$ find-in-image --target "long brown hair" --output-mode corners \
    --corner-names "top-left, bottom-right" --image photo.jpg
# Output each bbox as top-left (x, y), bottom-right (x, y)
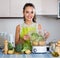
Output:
top-left (23, 3), bottom-right (36, 23)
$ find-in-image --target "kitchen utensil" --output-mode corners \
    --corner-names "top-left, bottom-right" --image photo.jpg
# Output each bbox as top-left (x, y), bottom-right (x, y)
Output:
top-left (32, 46), bottom-right (49, 53)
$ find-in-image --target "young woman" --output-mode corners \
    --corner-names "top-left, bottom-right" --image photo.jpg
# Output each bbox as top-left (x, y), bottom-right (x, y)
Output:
top-left (15, 3), bottom-right (49, 45)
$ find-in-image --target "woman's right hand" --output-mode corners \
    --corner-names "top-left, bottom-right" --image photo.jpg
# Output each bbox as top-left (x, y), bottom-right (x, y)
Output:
top-left (23, 35), bottom-right (30, 41)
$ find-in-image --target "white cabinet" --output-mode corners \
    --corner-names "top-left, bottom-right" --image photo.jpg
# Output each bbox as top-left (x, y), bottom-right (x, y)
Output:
top-left (10, 0), bottom-right (42, 17)
top-left (41, 0), bottom-right (57, 15)
top-left (0, 0), bottom-right (57, 17)
top-left (10, 0), bottom-right (30, 17)
top-left (29, 0), bottom-right (42, 15)
top-left (9, 0), bottom-right (58, 17)
top-left (0, 0), bottom-right (9, 17)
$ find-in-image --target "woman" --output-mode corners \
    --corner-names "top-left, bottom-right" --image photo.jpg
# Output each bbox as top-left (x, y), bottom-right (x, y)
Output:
top-left (15, 3), bottom-right (49, 45)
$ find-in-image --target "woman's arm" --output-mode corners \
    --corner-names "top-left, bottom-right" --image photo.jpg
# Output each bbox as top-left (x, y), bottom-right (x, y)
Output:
top-left (38, 24), bottom-right (43, 34)
top-left (38, 24), bottom-right (50, 40)
top-left (15, 25), bottom-right (20, 45)
top-left (38, 24), bottom-right (42, 30)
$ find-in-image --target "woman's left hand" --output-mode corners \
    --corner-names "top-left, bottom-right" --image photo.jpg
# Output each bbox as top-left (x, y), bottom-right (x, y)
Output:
top-left (44, 31), bottom-right (50, 40)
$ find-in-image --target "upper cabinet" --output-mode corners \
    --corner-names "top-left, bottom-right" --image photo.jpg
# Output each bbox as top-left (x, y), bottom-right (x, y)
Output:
top-left (0, 0), bottom-right (9, 17)
top-left (10, 0), bottom-right (42, 17)
top-left (0, 0), bottom-right (58, 17)
top-left (41, 0), bottom-right (57, 15)
top-left (29, 0), bottom-right (42, 15)
top-left (10, 0), bottom-right (30, 17)
top-left (10, 0), bottom-right (57, 17)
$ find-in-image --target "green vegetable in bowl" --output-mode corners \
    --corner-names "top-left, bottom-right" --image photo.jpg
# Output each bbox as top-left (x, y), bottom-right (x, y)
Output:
top-left (31, 32), bottom-right (39, 37)
top-left (30, 32), bottom-right (44, 41)
top-left (8, 42), bottom-right (14, 50)
top-left (38, 35), bottom-right (44, 41)
top-left (22, 41), bottom-right (32, 52)
top-left (15, 43), bottom-right (23, 52)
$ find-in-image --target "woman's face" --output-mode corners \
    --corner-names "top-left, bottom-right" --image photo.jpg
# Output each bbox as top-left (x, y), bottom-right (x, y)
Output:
top-left (23, 6), bottom-right (35, 22)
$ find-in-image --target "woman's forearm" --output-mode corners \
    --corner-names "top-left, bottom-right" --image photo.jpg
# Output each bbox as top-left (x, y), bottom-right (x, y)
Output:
top-left (15, 25), bottom-right (20, 45)
top-left (15, 32), bottom-right (20, 45)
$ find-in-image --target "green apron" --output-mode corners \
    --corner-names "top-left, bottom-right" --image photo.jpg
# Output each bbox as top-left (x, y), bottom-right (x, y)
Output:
top-left (20, 23), bottom-right (37, 39)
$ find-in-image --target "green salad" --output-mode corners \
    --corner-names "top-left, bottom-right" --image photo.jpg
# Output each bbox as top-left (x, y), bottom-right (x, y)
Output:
top-left (30, 32), bottom-right (44, 42)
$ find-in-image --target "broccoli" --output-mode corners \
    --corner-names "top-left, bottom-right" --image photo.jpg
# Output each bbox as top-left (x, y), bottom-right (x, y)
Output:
top-left (15, 43), bottom-right (23, 52)
top-left (8, 42), bottom-right (14, 50)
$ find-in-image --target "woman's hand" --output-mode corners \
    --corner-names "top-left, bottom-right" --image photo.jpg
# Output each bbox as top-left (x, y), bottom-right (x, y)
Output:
top-left (44, 30), bottom-right (50, 40)
top-left (23, 35), bottom-right (30, 40)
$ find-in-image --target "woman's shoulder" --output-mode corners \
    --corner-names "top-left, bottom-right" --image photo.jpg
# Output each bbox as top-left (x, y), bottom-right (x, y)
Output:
top-left (16, 23), bottom-right (24, 29)
top-left (16, 23), bottom-right (24, 28)
top-left (16, 24), bottom-right (20, 31)
top-left (16, 24), bottom-right (20, 28)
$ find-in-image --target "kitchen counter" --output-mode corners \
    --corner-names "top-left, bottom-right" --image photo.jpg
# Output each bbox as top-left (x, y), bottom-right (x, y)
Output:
top-left (0, 49), bottom-right (60, 58)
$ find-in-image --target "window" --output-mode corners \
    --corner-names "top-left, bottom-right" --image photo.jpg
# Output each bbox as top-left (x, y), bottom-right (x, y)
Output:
top-left (58, 1), bottom-right (60, 18)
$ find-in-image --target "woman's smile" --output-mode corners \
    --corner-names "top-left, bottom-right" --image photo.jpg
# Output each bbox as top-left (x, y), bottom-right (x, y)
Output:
top-left (27, 15), bottom-right (33, 20)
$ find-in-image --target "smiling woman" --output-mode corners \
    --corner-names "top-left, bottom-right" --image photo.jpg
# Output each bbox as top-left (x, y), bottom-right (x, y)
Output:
top-left (15, 3), bottom-right (49, 46)
top-left (15, 3), bottom-right (37, 45)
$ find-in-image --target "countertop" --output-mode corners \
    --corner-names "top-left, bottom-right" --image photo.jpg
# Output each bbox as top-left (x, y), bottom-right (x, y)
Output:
top-left (0, 49), bottom-right (60, 58)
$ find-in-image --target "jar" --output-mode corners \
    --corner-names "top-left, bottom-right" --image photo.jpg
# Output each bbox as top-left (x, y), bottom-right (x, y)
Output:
top-left (55, 46), bottom-right (60, 55)
top-left (50, 42), bottom-right (56, 51)
top-left (4, 39), bottom-right (8, 54)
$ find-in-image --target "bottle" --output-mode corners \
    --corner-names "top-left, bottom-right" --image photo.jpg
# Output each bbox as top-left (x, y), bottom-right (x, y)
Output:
top-left (4, 39), bottom-right (8, 54)
top-left (8, 34), bottom-right (15, 47)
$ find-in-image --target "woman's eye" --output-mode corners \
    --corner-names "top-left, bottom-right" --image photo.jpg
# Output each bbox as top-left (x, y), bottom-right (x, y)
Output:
top-left (26, 11), bottom-right (33, 14)
top-left (31, 11), bottom-right (33, 14)
top-left (26, 11), bottom-right (29, 13)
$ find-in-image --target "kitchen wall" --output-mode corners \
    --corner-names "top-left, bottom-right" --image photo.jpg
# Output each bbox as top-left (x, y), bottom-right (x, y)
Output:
top-left (0, 16), bottom-right (60, 43)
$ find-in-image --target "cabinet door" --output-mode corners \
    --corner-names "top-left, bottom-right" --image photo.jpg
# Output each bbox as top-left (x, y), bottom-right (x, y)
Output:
top-left (29, 0), bottom-right (42, 15)
top-left (10, 0), bottom-right (30, 17)
top-left (0, 0), bottom-right (9, 17)
top-left (41, 0), bottom-right (57, 15)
